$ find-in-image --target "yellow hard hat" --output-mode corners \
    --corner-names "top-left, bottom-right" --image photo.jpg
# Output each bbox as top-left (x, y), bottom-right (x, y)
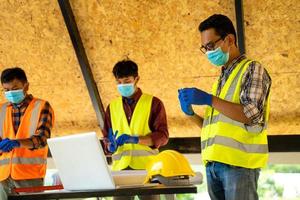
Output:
top-left (144, 150), bottom-right (195, 184)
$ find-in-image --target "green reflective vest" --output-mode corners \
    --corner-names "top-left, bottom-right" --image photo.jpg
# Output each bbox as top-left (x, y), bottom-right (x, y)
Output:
top-left (201, 59), bottom-right (270, 169)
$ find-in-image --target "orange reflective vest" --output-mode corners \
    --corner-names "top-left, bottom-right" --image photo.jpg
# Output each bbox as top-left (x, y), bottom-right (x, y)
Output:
top-left (0, 98), bottom-right (54, 181)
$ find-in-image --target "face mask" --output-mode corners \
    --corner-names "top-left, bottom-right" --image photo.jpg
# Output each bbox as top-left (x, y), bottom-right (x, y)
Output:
top-left (117, 83), bottom-right (135, 97)
top-left (206, 47), bottom-right (229, 67)
top-left (5, 89), bottom-right (25, 104)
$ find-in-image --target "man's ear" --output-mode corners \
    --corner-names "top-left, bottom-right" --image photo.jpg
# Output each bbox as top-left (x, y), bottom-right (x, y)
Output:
top-left (227, 34), bottom-right (236, 46)
top-left (23, 82), bottom-right (29, 93)
top-left (135, 76), bottom-right (140, 84)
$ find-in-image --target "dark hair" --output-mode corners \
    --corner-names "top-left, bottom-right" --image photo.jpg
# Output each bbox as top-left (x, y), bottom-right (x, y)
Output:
top-left (199, 14), bottom-right (237, 45)
top-left (113, 60), bottom-right (138, 78)
top-left (1, 67), bottom-right (28, 84)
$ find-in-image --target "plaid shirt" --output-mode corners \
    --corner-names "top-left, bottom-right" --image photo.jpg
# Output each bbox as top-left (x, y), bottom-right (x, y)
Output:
top-left (217, 55), bottom-right (272, 125)
top-left (10, 94), bottom-right (54, 149)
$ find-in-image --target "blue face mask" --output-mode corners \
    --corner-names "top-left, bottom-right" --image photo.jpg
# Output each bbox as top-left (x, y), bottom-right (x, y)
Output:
top-left (5, 89), bottom-right (25, 104)
top-left (206, 47), bottom-right (229, 67)
top-left (117, 83), bottom-right (135, 97)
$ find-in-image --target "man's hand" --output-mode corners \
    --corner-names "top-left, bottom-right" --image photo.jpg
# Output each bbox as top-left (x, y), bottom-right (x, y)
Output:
top-left (178, 89), bottom-right (194, 116)
top-left (116, 134), bottom-right (139, 146)
top-left (0, 138), bottom-right (20, 152)
top-left (180, 87), bottom-right (212, 106)
top-left (107, 129), bottom-right (118, 153)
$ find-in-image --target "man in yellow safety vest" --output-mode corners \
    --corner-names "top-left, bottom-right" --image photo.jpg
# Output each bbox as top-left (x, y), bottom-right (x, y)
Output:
top-left (103, 59), bottom-right (169, 200)
top-left (178, 14), bottom-right (271, 200)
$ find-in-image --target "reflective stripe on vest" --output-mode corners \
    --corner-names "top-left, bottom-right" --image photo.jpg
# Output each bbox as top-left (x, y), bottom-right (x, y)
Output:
top-left (203, 114), bottom-right (267, 133)
top-left (0, 158), bottom-right (10, 165)
top-left (201, 135), bottom-right (268, 153)
top-left (12, 157), bottom-right (47, 165)
top-left (0, 103), bottom-right (9, 138)
top-left (0, 157), bottom-right (46, 166)
top-left (112, 149), bottom-right (159, 161)
top-left (29, 100), bottom-right (42, 137)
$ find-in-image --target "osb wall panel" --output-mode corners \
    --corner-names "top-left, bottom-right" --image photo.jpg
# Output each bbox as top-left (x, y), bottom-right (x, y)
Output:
top-left (0, 0), bottom-right (298, 139)
top-left (243, 0), bottom-right (300, 134)
top-left (70, 0), bottom-right (235, 137)
top-left (0, 0), bottom-right (101, 137)
top-left (71, 0), bottom-right (299, 136)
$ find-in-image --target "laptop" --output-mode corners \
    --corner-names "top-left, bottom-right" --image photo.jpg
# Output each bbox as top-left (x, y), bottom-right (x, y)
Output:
top-left (47, 132), bottom-right (155, 191)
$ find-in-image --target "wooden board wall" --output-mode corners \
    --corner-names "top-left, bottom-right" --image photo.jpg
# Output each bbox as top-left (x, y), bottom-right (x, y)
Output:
top-left (0, 0), bottom-right (299, 138)
top-left (0, 0), bottom-right (101, 136)
top-left (243, 0), bottom-right (300, 134)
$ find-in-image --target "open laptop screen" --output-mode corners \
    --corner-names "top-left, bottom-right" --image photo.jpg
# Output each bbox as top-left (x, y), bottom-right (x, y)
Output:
top-left (47, 132), bottom-right (115, 190)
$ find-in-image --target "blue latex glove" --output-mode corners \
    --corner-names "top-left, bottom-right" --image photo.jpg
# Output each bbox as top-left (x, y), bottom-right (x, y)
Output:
top-left (0, 138), bottom-right (10, 150)
top-left (0, 138), bottom-right (20, 152)
top-left (107, 128), bottom-right (118, 153)
top-left (181, 87), bottom-right (213, 106)
top-left (116, 134), bottom-right (139, 146)
top-left (178, 89), bottom-right (194, 116)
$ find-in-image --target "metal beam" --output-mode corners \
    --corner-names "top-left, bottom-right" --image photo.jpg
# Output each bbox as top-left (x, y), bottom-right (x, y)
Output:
top-left (235, 0), bottom-right (246, 54)
top-left (159, 135), bottom-right (300, 153)
top-left (57, 0), bottom-right (105, 129)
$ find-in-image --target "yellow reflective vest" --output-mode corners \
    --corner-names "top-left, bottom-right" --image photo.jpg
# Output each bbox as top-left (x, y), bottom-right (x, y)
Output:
top-left (201, 59), bottom-right (270, 169)
top-left (110, 93), bottom-right (158, 171)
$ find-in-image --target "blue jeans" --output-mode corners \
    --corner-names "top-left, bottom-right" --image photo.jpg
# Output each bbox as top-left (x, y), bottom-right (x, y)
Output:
top-left (206, 161), bottom-right (260, 200)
